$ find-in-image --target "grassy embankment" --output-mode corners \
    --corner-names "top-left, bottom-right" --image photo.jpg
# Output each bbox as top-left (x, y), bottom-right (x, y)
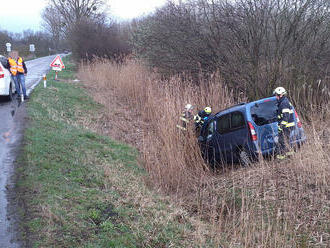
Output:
top-left (79, 58), bottom-right (329, 247)
top-left (16, 56), bottom-right (201, 247)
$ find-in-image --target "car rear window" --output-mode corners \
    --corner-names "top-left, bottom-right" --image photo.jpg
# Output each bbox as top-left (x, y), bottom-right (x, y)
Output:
top-left (250, 100), bottom-right (278, 126)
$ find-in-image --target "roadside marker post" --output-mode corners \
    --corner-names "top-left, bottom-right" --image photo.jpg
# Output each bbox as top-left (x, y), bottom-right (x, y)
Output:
top-left (50, 55), bottom-right (65, 80)
top-left (43, 74), bottom-right (47, 88)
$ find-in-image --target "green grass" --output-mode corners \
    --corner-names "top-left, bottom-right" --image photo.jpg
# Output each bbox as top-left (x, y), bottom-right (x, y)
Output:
top-left (16, 56), bottom-right (195, 247)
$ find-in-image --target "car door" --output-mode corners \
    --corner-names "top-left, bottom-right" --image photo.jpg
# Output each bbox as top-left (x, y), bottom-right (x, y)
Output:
top-left (228, 111), bottom-right (249, 161)
top-left (249, 100), bottom-right (278, 153)
top-left (214, 113), bottom-right (232, 162)
top-left (200, 119), bottom-right (218, 164)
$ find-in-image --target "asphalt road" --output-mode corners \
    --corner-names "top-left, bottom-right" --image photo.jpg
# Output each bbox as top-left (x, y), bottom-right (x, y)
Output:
top-left (0, 54), bottom-right (65, 247)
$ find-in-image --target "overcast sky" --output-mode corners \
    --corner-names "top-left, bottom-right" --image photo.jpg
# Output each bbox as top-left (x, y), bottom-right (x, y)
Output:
top-left (0, 0), bottom-right (168, 33)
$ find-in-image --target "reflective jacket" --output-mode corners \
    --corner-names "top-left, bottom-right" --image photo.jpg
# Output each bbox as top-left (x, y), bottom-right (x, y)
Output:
top-left (277, 96), bottom-right (295, 131)
top-left (8, 57), bottom-right (17, 76)
top-left (16, 57), bottom-right (27, 74)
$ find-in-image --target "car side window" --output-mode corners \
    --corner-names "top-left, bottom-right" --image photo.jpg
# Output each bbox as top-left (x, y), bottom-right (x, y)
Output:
top-left (231, 111), bottom-right (245, 129)
top-left (206, 120), bottom-right (216, 139)
top-left (217, 114), bottom-right (231, 134)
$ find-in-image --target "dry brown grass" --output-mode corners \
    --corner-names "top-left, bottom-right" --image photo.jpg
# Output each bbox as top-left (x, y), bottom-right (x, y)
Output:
top-left (78, 58), bottom-right (329, 247)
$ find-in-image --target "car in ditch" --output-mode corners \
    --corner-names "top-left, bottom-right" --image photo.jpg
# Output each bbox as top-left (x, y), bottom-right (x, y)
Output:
top-left (0, 55), bottom-right (15, 101)
top-left (198, 96), bottom-right (306, 166)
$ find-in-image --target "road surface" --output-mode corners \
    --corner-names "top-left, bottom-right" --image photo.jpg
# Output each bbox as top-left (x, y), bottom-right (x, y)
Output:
top-left (0, 54), bottom-right (65, 248)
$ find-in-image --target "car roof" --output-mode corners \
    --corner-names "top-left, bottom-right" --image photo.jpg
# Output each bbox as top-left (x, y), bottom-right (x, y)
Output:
top-left (214, 96), bottom-right (277, 117)
top-left (246, 96), bottom-right (277, 108)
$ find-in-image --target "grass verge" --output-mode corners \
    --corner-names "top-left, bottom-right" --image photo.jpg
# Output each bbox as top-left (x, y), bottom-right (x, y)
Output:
top-left (16, 56), bottom-right (198, 247)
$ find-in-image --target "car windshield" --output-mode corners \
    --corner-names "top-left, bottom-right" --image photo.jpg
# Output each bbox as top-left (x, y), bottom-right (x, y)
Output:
top-left (250, 100), bottom-right (278, 126)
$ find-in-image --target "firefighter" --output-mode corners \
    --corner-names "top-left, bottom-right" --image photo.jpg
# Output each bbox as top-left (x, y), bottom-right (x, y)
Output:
top-left (273, 87), bottom-right (295, 159)
top-left (176, 103), bottom-right (194, 131)
top-left (194, 106), bottom-right (212, 133)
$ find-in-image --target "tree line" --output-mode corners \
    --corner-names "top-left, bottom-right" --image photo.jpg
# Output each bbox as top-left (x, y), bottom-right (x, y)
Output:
top-left (132, 0), bottom-right (330, 105)
top-left (0, 29), bottom-right (54, 57)
top-left (2, 0), bottom-right (328, 110)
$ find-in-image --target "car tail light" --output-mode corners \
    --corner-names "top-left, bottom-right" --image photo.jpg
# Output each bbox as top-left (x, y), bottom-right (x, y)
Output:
top-left (294, 110), bottom-right (302, 128)
top-left (248, 121), bottom-right (258, 141)
top-left (0, 67), bottom-right (4, 79)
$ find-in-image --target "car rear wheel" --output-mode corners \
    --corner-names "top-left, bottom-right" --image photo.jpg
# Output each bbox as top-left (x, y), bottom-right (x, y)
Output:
top-left (239, 149), bottom-right (252, 167)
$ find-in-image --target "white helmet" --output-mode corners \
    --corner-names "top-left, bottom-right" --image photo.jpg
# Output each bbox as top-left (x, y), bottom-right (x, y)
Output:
top-left (185, 103), bottom-right (193, 111)
top-left (273, 87), bottom-right (287, 96)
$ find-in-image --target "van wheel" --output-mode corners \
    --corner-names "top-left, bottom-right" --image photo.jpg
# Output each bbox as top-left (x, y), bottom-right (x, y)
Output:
top-left (239, 150), bottom-right (251, 167)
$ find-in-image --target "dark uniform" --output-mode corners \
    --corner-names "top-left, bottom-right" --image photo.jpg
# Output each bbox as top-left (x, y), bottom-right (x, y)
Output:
top-left (277, 96), bottom-right (295, 157)
top-left (194, 109), bottom-right (211, 133)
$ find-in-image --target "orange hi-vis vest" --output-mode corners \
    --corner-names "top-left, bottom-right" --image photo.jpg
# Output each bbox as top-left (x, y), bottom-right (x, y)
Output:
top-left (8, 57), bottom-right (17, 76)
top-left (17, 57), bottom-right (24, 73)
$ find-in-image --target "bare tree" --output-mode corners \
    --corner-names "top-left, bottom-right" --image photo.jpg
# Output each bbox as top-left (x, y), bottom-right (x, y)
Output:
top-left (42, 6), bottom-right (64, 51)
top-left (48, 0), bottom-right (108, 25)
top-left (42, 0), bottom-right (119, 58)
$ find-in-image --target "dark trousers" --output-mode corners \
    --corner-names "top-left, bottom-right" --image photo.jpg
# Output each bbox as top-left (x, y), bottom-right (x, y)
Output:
top-left (278, 128), bottom-right (292, 154)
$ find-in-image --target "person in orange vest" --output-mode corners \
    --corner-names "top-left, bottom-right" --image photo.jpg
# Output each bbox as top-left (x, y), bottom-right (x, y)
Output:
top-left (16, 55), bottom-right (29, 100)
top-left (7, 55), bottom-right (19, 97)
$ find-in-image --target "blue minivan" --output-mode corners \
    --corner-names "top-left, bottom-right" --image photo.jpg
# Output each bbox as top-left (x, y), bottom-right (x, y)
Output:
top-left (198, 97), bottom-right (306, 166)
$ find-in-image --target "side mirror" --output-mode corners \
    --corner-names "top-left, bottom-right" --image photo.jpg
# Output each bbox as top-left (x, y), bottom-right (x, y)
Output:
top-left (198, 136), bottom-right (205, 142)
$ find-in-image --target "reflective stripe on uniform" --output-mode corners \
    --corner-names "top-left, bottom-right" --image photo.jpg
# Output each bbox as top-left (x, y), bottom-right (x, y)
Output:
top-left (8, 58), bottom-right (17, 76)
top-left (16, 57), bottom-right (24, 73)
top-left (194, 115), bottom-right (202, 123)
top-left (280, 121), bottom-right (295, 127)
top-left (180, 117), bottom-right (189, 123)
top-left (282, 108), bottom-right (294, 114)
top-left (285, 122), bottom-right (295, 127)
top-left (176, 125), bottom-right (187, 131)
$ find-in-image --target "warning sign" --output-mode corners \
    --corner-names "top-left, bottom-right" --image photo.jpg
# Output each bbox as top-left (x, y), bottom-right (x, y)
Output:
top-left (50, 55), bottom-right (65, 71)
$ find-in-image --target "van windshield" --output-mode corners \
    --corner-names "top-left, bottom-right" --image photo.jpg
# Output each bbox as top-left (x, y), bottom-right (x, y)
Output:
top-left (250, 100), bottom-right (278, 126)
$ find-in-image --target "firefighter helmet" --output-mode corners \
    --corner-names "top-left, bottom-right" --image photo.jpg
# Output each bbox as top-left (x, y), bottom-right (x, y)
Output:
top-left (204, 107), bottom-right (212, 114)
top-left (273, 87), bottom-right (287, 96)
top-left (185, 103), bottom-right (193, 111)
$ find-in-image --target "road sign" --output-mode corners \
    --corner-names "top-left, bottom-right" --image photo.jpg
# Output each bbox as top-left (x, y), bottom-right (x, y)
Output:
top-left (50, 55), bottom-right (65, 71)
top-left (5, 43), bottom-right (11, 52)
top-left (29, 44), bottom-right (35, 52)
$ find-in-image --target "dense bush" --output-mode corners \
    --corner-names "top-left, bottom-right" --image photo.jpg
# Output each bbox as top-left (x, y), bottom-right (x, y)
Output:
top-left (132, 0), bottom-right (330, 113)
top-left (67, 19), bottom-right (131, 61)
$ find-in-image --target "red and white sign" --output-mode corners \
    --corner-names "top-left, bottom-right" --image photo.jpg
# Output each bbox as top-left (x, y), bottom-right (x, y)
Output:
top-left (50, 55), bottom-right (65, 71)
